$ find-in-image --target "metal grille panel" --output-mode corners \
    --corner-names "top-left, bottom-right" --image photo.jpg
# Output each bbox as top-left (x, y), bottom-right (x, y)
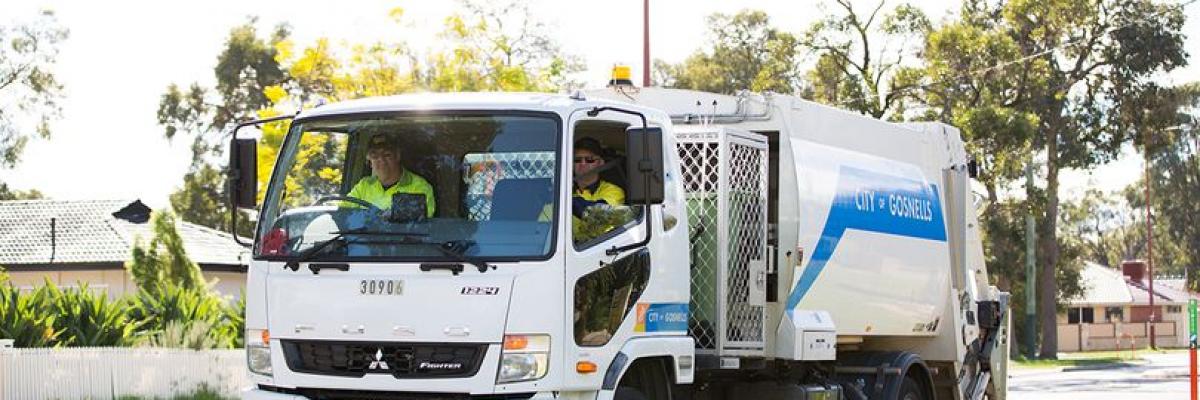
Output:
top-left (678, 139), bottom-right (720, 350)
top-left (676, 130), bottom-right (768, 356)
top-left (462, 152), bottom-right (555, 220)
top-left (724, 140), bottom-right (767, 347)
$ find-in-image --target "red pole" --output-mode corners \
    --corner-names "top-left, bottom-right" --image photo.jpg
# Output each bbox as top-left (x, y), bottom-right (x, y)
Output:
top-left (1191, 346), bottom-right (1197, 400)
top-left (643, 0), bottom-right (651, 87)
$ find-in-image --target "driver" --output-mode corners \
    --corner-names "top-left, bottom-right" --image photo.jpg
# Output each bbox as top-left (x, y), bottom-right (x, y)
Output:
top-left (346, 134), bottom-right (436, 217)
top-left (571, 137), bottom-right (624, 217)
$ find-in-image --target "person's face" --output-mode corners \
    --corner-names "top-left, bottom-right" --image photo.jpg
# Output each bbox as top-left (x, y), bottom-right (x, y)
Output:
top-left (367, 146), bottom-right (402, 178)
top-left (573, 148), bottom-right (603, 176)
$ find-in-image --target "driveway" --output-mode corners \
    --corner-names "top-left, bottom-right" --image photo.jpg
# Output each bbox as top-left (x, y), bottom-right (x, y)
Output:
top-left (1008, 352), bottom-right (1191, 399)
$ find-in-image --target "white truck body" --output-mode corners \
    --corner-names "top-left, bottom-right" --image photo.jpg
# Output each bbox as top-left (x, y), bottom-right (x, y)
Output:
top-left (238, 87), bottom-right (1009, 400)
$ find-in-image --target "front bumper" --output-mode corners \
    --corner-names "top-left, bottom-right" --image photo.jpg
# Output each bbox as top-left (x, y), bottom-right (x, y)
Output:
top-left (243, 386), bottom-right (566, 400)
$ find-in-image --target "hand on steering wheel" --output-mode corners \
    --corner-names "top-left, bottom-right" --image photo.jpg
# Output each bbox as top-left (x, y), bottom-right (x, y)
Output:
top-left (313, 195), bottom-right (381, 212)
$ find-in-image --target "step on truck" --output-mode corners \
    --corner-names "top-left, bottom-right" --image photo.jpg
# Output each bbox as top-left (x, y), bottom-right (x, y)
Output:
top-left (230, 80), bottom-right (1010, 400)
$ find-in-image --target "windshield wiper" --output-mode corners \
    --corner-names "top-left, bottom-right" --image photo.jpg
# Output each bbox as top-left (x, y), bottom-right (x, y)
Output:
top-left (429, 239), bottom-right (492, 273)
top-left (282, 229), bottom-right (427, 272)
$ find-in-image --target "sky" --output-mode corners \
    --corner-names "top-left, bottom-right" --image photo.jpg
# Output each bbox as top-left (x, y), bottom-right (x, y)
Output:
top-left (0, 0), bottom-right (1197, 209)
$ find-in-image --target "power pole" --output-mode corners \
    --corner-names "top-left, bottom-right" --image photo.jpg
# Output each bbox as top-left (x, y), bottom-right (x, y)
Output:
top-left (1146, 136), bottom-right (1158, 349)
top-left (1025, 161), bottom-right (1038, 359)
top-left (642, 0), bottom-right (651, 87)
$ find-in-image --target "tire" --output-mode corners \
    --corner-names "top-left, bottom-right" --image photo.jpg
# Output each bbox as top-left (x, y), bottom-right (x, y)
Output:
top-left (898, 376), bottom-right (925, 400)
top-left (616, 359), bottom-right (672, 400)
top-left (615, 387), bottom-right (650, 400)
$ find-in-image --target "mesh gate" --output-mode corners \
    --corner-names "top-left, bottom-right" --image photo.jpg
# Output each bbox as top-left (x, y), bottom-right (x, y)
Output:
top-left (462, 152), bottom-right (556, 220)
top-left (676, 129), bottom-right (768, 356)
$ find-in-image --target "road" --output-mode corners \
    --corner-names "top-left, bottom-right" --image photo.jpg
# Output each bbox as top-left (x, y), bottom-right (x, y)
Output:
top-left (1008, 351), bottom-right (1192, 399)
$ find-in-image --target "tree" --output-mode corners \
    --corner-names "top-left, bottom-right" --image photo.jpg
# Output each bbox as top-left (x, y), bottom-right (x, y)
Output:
top-left (0, 182), bottom-right (44, 200)
top-left (1133, 82), bottom-right (1200, 288)
top-left (254, 0), bottom-right (582, 202)
top-left (125, 210), bottom-right (207, 295)
top-left (905, 0), bottom-right (1185, 357)
top-left (157, 20), bottom-right (290, 236)
top-left (802, 0), bottom-right (930, 119)
top-left (982, 0), bottom-right (1186, 358)
top-left (654, 10), bottom-right (800, 94)
top-left (0, 10), bottom-right (67, 168)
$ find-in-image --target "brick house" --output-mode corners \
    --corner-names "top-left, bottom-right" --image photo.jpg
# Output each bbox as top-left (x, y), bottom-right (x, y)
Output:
top-left (1057, 261), bottom-right (1197, 351)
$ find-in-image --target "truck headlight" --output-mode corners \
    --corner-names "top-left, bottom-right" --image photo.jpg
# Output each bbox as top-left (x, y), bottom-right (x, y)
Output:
top-left (497, 334), bottom-right (550, 383)
top-left (246, 329), bottom-right (272, 376)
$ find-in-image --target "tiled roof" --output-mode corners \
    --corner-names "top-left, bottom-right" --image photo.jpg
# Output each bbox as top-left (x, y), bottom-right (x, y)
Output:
top-left (1068, 262), bottom-right (1198, 306)
top-left (1068, 262), bottom-right (1134, 305)
top-left (0, 199), bottom-right (247, 268)
top-left (1127, 278), bottom-right (1193, 305)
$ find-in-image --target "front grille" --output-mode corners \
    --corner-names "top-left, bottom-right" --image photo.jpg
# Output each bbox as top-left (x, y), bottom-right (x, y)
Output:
top-left (281, 340), bottom-right (488, 379)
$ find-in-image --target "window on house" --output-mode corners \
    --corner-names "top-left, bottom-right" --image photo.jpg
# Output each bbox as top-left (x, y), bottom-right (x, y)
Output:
top-left (1067, 307), bottom-right (1095, 324)
top-left (1168, 305), bottom-right (1183, 314)
top-left (1105, 306), bottom-right (1124, 322)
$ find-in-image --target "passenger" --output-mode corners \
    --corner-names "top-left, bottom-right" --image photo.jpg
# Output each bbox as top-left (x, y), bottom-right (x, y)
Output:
top-left (347, 134), bottom-right (436, 217)
top-left (571, 137), bottom-right (625, 217)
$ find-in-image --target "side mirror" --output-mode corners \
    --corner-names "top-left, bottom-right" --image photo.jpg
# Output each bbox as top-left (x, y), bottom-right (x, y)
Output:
top-left (229, 137), bottom-right (257, 210)
top-left (625, 127), bottom-right (665, 205)
top-left (967, 158), bottom-right (980, 179)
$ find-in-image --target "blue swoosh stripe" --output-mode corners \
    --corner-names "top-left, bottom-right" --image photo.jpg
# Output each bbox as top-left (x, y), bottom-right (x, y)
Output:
top-left (785, 166), bottom-right (947, 313)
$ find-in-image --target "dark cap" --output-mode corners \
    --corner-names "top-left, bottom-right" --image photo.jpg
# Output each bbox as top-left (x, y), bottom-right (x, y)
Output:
top-left (574, 137), bottom-right (604, 156)
top-left (368, 134), bottom-right (398, 151)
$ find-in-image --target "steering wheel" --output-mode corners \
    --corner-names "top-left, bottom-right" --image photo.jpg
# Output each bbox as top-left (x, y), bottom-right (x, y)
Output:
top-left (313, 195), bottom-right (381, 211)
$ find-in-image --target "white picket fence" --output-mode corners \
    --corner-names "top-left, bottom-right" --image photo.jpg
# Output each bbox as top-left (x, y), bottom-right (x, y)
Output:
top-left (0, 346), bottom-right (249, 399)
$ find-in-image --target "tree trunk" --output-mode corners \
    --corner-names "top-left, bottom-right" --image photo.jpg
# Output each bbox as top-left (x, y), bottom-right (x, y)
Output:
top-left (1038, 130), bottom-right (1062, 359)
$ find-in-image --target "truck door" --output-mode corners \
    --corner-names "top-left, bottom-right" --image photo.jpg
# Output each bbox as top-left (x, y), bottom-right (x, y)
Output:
top-left (564, 112), bottom-right (661, 387)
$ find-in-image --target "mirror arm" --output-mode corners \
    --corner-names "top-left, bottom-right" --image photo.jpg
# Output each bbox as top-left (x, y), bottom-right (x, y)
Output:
top-left (587, 107), bottom-right (654, 257)
top-left (228, 113), bottom-right (296, 248)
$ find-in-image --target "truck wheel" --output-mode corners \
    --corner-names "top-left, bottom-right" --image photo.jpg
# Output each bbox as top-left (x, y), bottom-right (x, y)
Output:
top-left (899, 376), bottom-right (925, 400)
top-left (615, 359), bottom-right (672, 400)
top-left (614, 387), bottom-right (650, 400)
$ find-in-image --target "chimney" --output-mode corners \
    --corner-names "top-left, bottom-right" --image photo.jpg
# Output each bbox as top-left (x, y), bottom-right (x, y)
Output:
top-left (1121, 260), bottom-right (1147, 282)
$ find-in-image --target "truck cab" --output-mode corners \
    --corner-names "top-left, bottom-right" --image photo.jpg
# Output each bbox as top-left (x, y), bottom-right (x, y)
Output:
top-left (238, 93), bottom-right (693, 399)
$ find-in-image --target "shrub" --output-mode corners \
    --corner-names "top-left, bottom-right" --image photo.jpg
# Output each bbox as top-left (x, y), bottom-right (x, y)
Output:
top-left (140, 320), bottom-right (219, 350)
top-left (128, 285), bottom-right (237, 348)
top-left (0, 282), bottom-right (59, 347)
top-left (42, 281), bottom-right (137, 347)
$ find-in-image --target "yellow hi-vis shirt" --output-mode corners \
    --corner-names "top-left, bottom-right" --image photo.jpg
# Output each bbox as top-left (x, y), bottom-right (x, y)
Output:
top-left (575, 180), bottom-right (625, 206)
top-left (536, 180), bottom-right (625, 222)
top-left (346, 169), bottom-right (436, 217)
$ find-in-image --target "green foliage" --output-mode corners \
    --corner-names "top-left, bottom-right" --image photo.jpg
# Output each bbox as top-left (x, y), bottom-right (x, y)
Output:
top-left (126, 211), bottom-right (208, 295)
top-left (655, 10), bottom-right (799, 94)
top-left (802, 0), bottom-right (930, 119)
top-left (0, 183), bottom-right (44, 200)
top-left (140, 320), bottom-right (220, 350)
top-left (0, 279), bottom-right (59, 347)
top-left (41, 281), bottom-right (137, 347)
top-left (157, 20), bottom-right (290, 235)
top-left (0, 9), bottom-right (68, 168)
top-left (128, 285), bottom-right (237, 348)
top-left (574, 206), bottom-right (637, 244)
top-left (116, 383), bottom-right (234, 400)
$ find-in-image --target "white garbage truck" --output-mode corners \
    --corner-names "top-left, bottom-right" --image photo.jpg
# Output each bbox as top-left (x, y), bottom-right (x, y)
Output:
top-left (229, 79), bottom-right (1010, 400)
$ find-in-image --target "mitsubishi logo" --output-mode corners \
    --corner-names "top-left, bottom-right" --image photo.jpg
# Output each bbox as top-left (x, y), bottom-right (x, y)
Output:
top-left (368, 349), bottom-right (389, 370)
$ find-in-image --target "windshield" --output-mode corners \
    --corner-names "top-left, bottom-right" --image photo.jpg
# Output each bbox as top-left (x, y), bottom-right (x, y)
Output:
top-left (255, 112), bottom-right (561, 262)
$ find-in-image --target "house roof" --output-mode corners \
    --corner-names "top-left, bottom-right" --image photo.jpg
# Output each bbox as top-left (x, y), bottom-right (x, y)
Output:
top-left (1069, 262), bottom-right (1134, 305)
top-left (1068, 261), bottom-right (1196, 306)
top-left (0, 199), bottom-right (247, 269)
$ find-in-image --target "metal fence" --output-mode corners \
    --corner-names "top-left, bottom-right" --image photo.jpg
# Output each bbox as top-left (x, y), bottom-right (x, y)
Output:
top-left (0, 346), bottom-right (247, 399)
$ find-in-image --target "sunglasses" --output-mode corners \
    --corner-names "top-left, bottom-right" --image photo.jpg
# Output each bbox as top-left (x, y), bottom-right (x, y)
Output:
top-left (574, 156), bottom-right (602, 164)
